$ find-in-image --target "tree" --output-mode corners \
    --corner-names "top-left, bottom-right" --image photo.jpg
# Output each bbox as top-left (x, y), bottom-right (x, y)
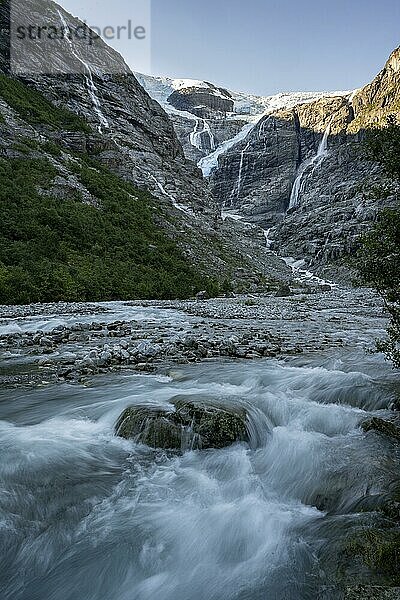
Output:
top-left (358, 210), bottom-right (400, 367)
top-left (357, 118), bottom-right (400, 367)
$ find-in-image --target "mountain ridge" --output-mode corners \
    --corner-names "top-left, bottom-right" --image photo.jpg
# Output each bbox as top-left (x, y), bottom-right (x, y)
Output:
top-left (138, 47), bottom-right (400, 278)
top-left (0, 0), bottom-right (296, 302)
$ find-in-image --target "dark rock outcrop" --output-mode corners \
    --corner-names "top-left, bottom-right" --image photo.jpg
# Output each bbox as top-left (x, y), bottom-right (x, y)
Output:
top-left (345, 586), bottom-right (400, 599)
top-left (362, 417), bottom-right (400, 442)
top-left (115, 396), bottom-right (249, 451)
top-left (168, 84), bottom-right (234, 118)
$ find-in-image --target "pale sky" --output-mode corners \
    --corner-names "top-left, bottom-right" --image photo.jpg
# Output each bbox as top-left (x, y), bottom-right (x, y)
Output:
top-left (59, 0), bottom-right (400, 95)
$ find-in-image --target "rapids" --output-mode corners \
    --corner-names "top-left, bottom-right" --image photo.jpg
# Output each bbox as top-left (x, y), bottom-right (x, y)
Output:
top-left (0, 308), bottom-right (398, 600)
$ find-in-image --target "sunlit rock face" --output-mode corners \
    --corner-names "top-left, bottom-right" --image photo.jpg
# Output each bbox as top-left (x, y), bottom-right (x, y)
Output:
top-left (138, 46), bottom-right (400, 279)
top-left (207, 51), bottom-right (400, 276)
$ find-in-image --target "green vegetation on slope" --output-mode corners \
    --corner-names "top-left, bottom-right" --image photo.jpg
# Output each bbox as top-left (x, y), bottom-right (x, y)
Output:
top-left (357, 118), bottom-right (400, 368)
top-left (0, 157), bottom-right (217, 304)
top-left (364, 116), bottom-right (400, 179)
top-left (357, 208), bottom-right (400, 367)
top-left (0, 74), bottom-right (90, 132)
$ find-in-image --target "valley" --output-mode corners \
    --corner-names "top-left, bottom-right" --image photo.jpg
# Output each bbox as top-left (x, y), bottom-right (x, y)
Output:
top-left (0, 0), bottom-right (399, 598)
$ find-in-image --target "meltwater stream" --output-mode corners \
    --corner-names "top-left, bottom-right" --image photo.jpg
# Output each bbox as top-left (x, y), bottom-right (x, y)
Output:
top-left (0, 329), bottom-right (398, 600)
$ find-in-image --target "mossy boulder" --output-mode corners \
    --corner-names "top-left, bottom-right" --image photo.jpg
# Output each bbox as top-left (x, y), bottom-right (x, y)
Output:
top-left (345, 529), bottom-right (400, 586)
top-left (345, 585), bottom-right (400, 599)
top-left (362, 417), bottom-right (400, 442)
top-left (115, 395), bottom-right (248, 451)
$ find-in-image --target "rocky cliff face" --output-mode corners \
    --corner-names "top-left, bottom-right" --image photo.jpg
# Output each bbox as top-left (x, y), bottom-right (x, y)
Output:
top-left (1, 0), bottom-right (211, 212)
top-left (138, 49), bottom-right (400, 280)
top-left (350, 47), bottom-right (400, 131)
top-left (208, 49), bottom-right (400, 275)
top-left (0, 0), bottom-right (296, 293)
top-left (168, 84), bottom-right (234, 116)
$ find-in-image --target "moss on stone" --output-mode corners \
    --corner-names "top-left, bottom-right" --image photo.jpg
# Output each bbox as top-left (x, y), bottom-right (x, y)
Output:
top-left (115, 396), bottom-right (249, 451)
top-left (362, 417), bottom-right (400, 442)
top-left (345, 529), bottom-right (400, 585)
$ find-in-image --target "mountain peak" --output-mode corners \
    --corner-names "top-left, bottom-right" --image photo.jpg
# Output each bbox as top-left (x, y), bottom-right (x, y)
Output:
top-left (386, 46), bottom-right (400, 73)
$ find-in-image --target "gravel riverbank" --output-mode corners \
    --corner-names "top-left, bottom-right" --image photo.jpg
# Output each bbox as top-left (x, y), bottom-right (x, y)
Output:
top-left (0, 287), bottom-right (387, 388)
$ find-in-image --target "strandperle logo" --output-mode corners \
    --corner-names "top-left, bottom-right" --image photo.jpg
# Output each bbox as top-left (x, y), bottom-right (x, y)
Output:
top-left (15, 21), bottom-right (147, 46)
top-left (10, 0), bottom-right (151, 75)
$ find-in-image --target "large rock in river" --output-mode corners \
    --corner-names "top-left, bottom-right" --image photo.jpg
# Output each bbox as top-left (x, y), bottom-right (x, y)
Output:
top-left (115, 395), bottom-right (248, 451)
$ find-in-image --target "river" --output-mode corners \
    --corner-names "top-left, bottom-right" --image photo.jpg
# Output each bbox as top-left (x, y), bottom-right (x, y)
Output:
top-left (0, 294), bottom-right (398, 600)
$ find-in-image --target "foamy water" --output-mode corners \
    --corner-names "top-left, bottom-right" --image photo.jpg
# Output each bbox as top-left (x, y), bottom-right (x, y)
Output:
top-left (0, 352), bottom-right (396, 600)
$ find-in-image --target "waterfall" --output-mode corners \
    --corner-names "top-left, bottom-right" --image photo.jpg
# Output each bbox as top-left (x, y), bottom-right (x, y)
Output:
top-left (58, 11), bottom-right (110, 133)
top-left (190, 119), bottom-right (216, 152)
top-left (236, 138), bottom-right (252, 195)
top-left (203, 120), bottom-right (216, 150)
top-left (228, 115), bottom-right (272, 206)
top-left (263, 227), bottom-right (273, 249)
top-left (288, 123), bottom-right (331, 210)
top-left (258, 115), bottom-right (271, 138)
top-left (190, 119), bottom-right (203, 150)
top-left (148, 174), bottom-right (193, 215)
top-left (227, 136), bottom-right (253, 206)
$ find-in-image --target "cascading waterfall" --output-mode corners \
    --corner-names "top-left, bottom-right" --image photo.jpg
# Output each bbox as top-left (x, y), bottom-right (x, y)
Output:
top-left (263, 227), bottom-right (273, 249)
top-left (203, 120), bottom-right (216, 150)
top-left (190, 119), bottom-right (216, 152)
top-left (288, 123), bottom-right (331, 210)
top-left (226, 115), bottom-right (270, 208)
top-left (189, 119), bottom-right (203, 150)
top-left (236, 138), bottom-right (252, 195)
top-left (227, 136), bottom-right (253, 206)
top-left (148, 174), bottom-right (193, 215)
top-left (258, 115), bottom-right (272, 138)
top-left (58, 11), bottom-right (110, 133)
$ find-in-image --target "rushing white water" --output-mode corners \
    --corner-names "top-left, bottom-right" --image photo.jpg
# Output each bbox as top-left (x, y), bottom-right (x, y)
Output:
top-left (148, 175), bottom-right (193, 215)
top-left (283, 257), bottom-right (334, 287)
top-left (0, 302), bottom-right (190, 337)
top-left (288, 123), bottom-right (331, 210)
top-left (190, 119), bottom-right (216, 152)
top-left (198, 118), bottom-right (261, 177)
top-left (58, 11), bottom-right (109, 133)
top-left (226, 135), bottom-right (254, 206)
top-left (0, 344), bottom-right (396, 600)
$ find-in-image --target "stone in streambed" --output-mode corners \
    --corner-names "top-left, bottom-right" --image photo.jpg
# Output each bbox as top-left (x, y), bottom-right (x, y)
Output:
top-left (115, 395), bottom-right (248, 451)
top-left (361, 417), bottom-right (400, 442)
top-left (345, 586), bottom-right (400, 600)
top-left (115, 405), bottom-right (183, 450)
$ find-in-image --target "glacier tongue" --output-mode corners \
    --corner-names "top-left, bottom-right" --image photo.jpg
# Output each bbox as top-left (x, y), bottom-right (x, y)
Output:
top-left (199, 118), bottom-right (261, 178)
top-left (135, 71), bottom-right (350, 178)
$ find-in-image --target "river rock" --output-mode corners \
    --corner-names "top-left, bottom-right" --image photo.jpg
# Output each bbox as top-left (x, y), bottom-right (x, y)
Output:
top-left (115, 395), bottom-right (249, 451)
top-left (361, 417), bottom-right (400, 441)
top-left (345, 586), bottom-right (400, 599)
